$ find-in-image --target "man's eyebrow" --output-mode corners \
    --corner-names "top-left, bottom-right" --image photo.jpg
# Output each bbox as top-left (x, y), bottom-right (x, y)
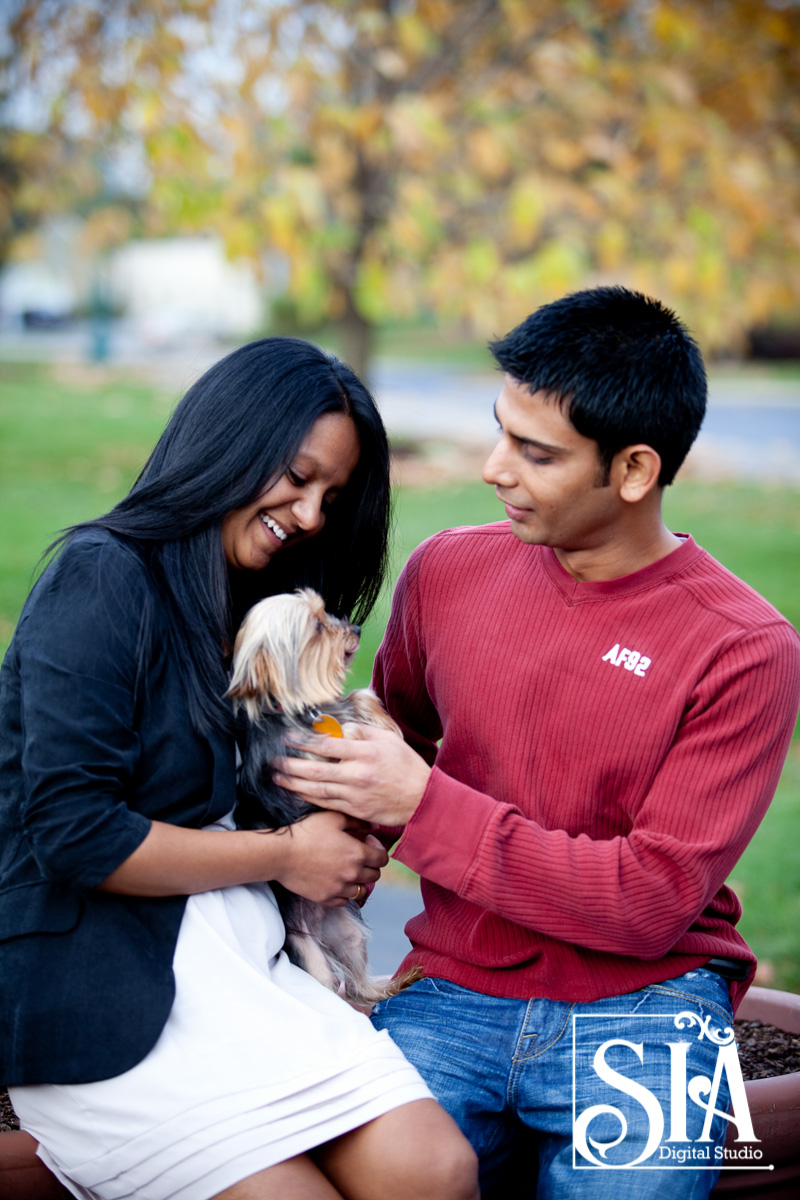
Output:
top-left (492, 400), bottom-right (565, 455)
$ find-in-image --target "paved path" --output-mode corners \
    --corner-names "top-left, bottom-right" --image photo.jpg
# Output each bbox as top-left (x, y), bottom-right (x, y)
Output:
top-left (363, 880), bottom-right (422, 977)
top-left (2, 325), bottom-right (800, 481)
top-left (370, 359), bottom-right (800, 484)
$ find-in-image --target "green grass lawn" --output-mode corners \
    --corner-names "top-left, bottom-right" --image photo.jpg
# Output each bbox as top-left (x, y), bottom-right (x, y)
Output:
top-left (1, 360), bottom-right (798, 988)
top-left (0, 361), bottom-right (176, 648)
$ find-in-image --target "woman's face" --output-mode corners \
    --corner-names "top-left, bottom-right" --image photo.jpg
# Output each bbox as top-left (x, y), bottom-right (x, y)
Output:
top-left (222, 412), bottom-right (361, 571)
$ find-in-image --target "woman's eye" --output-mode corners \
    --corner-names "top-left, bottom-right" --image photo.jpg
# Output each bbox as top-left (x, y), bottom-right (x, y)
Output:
top-left (287, 469), bottom-right (306, 486)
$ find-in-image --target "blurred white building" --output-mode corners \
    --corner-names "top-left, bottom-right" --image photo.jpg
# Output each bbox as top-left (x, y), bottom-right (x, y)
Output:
top-left (0, 259), bottom-right (76, 323)
top-left (109, 237), bottom-right (263, 342)
top-left (0, 224), bottom-right (266, 342)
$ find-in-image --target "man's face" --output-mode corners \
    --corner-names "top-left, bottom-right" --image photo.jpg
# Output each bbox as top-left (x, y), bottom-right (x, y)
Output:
top-left (483, 374), bottom-right (621, 554)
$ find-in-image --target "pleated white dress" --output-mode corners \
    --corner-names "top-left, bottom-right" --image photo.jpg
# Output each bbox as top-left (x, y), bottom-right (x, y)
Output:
top-left (9, 817), bottom-right (431, 1200)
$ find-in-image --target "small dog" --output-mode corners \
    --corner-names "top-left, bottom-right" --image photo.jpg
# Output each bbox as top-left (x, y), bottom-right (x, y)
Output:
top-left (228, 588), bottom-right (420, 1007)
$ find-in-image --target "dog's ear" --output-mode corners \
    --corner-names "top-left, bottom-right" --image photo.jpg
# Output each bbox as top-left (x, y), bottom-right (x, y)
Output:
top-left (227, 642), bottom-right (278, 708)
top-left (295, 588), bottom-right (326, 620)
top-left (227, 609), bottom-right (290, 720)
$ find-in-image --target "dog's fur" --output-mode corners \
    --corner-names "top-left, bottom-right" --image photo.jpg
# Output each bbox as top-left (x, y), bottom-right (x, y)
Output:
top-left (228, 588), bottom-right (420, 1006)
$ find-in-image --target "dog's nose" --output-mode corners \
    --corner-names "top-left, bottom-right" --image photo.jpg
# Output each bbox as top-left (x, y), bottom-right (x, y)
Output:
top-left (352, 625), bottom-right (361, 637)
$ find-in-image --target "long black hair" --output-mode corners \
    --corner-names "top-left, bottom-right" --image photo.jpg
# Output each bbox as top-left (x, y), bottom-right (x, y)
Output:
top-left (58, 337), bottom-right (391, 735)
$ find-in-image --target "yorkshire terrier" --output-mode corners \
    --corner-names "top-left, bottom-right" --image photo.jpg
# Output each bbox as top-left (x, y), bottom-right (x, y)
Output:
top-left (228, 588), bottom-right (420, 1007)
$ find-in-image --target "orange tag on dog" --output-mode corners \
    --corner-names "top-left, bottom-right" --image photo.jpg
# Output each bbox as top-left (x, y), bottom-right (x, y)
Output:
top-left (312, 713), bottom-right (344, 738)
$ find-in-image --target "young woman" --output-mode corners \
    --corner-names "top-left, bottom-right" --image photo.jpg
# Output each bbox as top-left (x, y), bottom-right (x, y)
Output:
top-left (0, 338), bottom-right (478, 1200)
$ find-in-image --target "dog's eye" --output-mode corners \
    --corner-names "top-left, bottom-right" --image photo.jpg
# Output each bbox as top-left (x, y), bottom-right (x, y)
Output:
top-left (315, 618), bottom-right (324, 635)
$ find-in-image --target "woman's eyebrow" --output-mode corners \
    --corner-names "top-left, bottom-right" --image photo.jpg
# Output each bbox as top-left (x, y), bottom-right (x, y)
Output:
top-left (293, 451), bottom-right (351, 484)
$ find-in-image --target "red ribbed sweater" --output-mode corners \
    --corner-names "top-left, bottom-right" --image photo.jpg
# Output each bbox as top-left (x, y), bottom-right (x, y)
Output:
top-left (373, 524), bottom-right (800, 1012)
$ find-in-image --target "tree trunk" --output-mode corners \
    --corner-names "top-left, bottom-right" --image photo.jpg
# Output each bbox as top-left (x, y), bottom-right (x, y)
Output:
top-left (337, 301), bottom-right (374, 384)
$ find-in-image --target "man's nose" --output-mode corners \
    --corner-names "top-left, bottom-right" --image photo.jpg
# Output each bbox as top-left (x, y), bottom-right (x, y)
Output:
top-left (482, 438), bottom-right (512, 486)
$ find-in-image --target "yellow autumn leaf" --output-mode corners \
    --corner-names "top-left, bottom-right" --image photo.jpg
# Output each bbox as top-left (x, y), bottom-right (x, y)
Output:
top-left (395, 12), bottom-right (439, 60)
top-left (651, 4), bottom-right (701, 52)
top-left (466, 128), bottom-right (510, 180)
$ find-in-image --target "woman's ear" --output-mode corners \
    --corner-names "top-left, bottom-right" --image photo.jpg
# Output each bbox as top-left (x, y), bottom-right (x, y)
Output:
top-left (614, 444), bottom-right (663, 503)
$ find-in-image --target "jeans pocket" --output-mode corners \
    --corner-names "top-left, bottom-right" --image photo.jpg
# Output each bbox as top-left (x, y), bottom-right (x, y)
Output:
top-left (644, 968), bottom-right (733, 1026)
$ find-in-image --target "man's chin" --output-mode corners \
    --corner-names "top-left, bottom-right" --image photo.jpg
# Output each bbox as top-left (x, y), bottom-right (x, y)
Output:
top-left (507, 517), bottom-right (546, 546)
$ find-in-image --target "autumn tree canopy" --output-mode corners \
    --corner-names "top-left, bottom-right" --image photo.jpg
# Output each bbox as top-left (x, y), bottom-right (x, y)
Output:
top-left (7, 0), bottom-right (800, 373)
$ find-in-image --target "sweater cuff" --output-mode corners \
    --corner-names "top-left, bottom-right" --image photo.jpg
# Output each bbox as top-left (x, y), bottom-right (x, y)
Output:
top-left (392, 766), bottom-right (501, 891)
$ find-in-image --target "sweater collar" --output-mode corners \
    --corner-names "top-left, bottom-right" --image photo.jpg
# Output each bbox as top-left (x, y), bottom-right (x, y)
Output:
top-left (540, 534), bottom-right (704, 602)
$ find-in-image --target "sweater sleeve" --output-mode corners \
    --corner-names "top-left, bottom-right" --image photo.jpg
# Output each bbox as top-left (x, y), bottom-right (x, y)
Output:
top-left (383, 554), bottom-right (800, 960)
top-left (373, 548), bottom-right (442, 768)
top-left (16, 537), bottom-right (154, 891)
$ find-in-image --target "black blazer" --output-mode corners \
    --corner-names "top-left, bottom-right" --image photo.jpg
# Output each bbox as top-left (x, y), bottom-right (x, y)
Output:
top-left (0, 531), bottom-right (236, 1085)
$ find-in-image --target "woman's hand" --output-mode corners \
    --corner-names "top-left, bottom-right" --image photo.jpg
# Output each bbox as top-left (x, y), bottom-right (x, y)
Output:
top-left (273, 725), bottom-right (432, 827)
top-left (269, 810), bottom-right (388, 906)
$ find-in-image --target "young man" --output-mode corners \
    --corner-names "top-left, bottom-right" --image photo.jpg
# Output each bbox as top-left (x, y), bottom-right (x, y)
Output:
top-left (275, 288), bottom-right (800, 1197)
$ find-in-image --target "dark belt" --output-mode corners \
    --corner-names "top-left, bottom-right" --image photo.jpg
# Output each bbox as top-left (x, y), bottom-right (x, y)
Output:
top-left (702, 956), bottom-right (752, 982)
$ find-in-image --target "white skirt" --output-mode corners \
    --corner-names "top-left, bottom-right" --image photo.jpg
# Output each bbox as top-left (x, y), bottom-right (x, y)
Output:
top-left (10, 864), bottom-right (431, 1200)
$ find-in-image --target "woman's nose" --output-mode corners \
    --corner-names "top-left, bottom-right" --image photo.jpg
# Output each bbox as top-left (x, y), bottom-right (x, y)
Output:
top-left (292, 492), bottom-right (324, 531)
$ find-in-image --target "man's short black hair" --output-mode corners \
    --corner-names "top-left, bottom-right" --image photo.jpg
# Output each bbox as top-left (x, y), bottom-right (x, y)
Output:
top-left (489, 286), bottom-right (707, 486)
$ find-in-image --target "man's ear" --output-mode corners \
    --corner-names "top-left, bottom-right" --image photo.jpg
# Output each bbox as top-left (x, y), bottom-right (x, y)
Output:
top-left (613, 444), bottom-right (663, 503)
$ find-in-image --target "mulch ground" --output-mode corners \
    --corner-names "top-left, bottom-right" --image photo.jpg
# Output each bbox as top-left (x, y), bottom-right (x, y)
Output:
top-left (2, 1019), bottom-right (798, 1133)
top-left (734, 1018), bottom-right (800, 1080)
top-left (1, 1086), bottom-right (18, 1132)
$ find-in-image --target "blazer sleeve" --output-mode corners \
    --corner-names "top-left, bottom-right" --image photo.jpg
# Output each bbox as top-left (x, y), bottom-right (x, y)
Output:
top-left (16, 536), bottom-right (154, 891)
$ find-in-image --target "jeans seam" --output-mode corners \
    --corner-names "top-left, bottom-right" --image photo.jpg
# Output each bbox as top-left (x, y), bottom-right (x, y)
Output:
top-left (641, 983), bottom-right (732, 1025)
top-left (506, 999), bottom-right (533, 1109)
top-left (513, 1002), bottom-right (576, 1063)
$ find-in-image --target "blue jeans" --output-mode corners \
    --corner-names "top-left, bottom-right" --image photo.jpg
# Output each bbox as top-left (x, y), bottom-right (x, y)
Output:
top-left (371, 969), bottom-right (736, 1199)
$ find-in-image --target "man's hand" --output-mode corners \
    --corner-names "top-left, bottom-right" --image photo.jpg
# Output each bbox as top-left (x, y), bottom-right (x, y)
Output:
top-left (273, 725), bottom-right (432, 828)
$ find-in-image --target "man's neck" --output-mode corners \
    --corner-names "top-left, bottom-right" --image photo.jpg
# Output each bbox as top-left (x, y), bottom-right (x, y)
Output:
top-left (553, 524), bottom-right (684, 583)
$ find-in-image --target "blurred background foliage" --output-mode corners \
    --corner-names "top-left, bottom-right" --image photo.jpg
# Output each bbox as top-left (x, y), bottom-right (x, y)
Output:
top-left (2, 0), bottom-right (800, 376)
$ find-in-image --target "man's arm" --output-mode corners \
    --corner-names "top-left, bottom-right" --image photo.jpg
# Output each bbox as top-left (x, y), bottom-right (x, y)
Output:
top-left (275, 551), bottom-right (800, 959)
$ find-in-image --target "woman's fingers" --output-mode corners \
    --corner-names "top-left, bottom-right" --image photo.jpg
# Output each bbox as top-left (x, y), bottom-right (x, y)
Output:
top-left (271, 810), bottom-right (388, 905)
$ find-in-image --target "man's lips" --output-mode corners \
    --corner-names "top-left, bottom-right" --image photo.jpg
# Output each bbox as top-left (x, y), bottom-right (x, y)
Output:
top-left (500, 498), bottom-right (532, 520)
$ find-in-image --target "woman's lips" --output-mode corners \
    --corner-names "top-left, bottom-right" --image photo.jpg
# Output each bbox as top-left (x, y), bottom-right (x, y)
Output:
top-left (260, 513), bottom-right (288, 546)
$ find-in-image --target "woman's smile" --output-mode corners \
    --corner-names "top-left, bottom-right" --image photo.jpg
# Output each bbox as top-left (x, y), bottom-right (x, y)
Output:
top-left (260, 513), bottom-right (288, 543)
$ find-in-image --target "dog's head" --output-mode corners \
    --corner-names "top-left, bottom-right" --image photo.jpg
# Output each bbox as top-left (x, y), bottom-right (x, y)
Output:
top-left (228, 588), bottom-right (360, 721)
